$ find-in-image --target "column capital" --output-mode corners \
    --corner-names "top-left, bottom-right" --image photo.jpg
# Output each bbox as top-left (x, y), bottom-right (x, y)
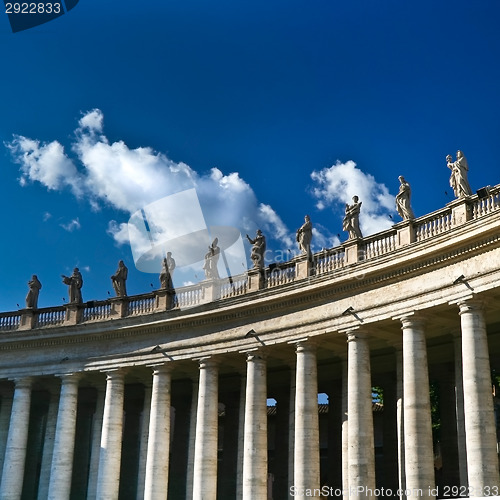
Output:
top-left (242, 348), bottom-right (267, 362)
top-left (456, 298), bottom-right (484, 315)
top-left (10, 376), bottom-right (33, 389)
top-left (56, 372), bottom-right (82, 382)
top-left (101, 368), bottom-right (126, 381)
top-left (287, 337), bottom-right (316, 353)
top-left (147, 362), bottom-right (173, 375)
top-left (392, 311), bottom-right (426, 329)
top-left (196, 356), bottom-right (219, 370)
top-left (341, 326), bottom-right (370, 342)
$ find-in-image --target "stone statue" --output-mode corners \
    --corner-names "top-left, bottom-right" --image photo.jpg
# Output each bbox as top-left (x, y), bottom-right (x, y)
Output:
top-left (111, 260), bottom-right (128, 297)
top-left (447, 150), bottom-right (472, 198)
top-left (296, 215), bottom-right (313, 256)
top-left (395, 176), bottom-right (415, 220)
top-left (343, 196), bottom-right (363, 239)
top-left (25, 275), bottom-right (42, 309)
top-left (62, 268), bottom-right (83, 304)
top-left (203, 239), bottom-right (220, 280)
top-left (246, 229), bottom-right (266, 269)
top-left (160, 252), bottom-right (176, 289)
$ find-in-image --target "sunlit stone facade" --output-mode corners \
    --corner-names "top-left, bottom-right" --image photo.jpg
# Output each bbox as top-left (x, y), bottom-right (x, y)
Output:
top-left (0, 190), bottom-right (500, 499)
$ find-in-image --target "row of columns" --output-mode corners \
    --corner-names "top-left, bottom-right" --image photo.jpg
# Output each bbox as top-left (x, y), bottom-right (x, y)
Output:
top-left (0, 299), bottom-right (498, 498)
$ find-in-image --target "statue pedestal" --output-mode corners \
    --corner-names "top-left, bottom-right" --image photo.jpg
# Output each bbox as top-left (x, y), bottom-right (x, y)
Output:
top-left (393, 219), bottom-right (415, 248)
top-left (64, 303), bottom-right (82, 325)
top-left (343, 238), bottom-right (364, 264)
top-left (19, 309), bottom-right (35, 330)
top-left (110, 297), bottom-right (129, 318)
top-left (201, 280), bottom-right (221, 304)
top-left (155, 289), bottom-right (174, 312)
top-left (247, 269), bottom-right (265, 292)
top-left (295, 257), bottom-right (313, 279)
top-left (448, 197), bottom-right (472, 227)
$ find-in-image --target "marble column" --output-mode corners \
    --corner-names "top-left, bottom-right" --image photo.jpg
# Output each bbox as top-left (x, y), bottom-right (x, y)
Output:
top-left (395, 345), bottom-right (406, 498)
top-left (185, 377), bottom-right (198, 500)
top-left (0, 377), bottom-right (32, 500)
top-left (48, 373), bottom-right (81, 500)
top-left (242, 351), bottom-right (267, 500)
top-left (236, 374), bottom-right (246, 499)
top-left (453, 333), bottom-right (468, 488)
top-left (37, 386), bottom-right (59, 500)
top-left (346, 330), bottom-right (375, 498)
top-left (87, 383), bottom-right (105, 500)
top-left (294, 341), bottom-right (320, 495)
top-left (192, 358), bottom-right (219, 500)
top-left (136, 382), bottom-right (152, 500)
top-left (400, 315), bottom-right (434, 498)
top-left (96, 369), bottom-right (126, 500)
top-left (144, 364), bottom-right (172, 500)
top-left (340, 357), bottom-right (348, 500)
top-left (458, 299), bottom-right (500, 494)
top-left (0, 387), bottom-right (13, 482)
top-left (288, 367), bottom-right (296, 499)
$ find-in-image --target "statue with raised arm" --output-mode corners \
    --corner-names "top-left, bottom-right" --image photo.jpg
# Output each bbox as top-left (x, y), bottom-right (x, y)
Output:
top-left (296, 215), bottom-right (313, 256)
top-left (246, 229), bottom-right (266, 269)
top-left (62, 267), bottom-right (83, 304)
top-left (395, 176), bottom-right (415, 220)
top-left (203, 238), bottom-right (220, 280)
top-left (447, 150), bottom-right (472, 198)
top-left (160, 252), bottom-right (176, 289)
top-left (111, 260), bottom-right (128, 297)
top-left (25, 275), bottom-right (42, 309)
top-left (343, 196), bottom-right (363, 239)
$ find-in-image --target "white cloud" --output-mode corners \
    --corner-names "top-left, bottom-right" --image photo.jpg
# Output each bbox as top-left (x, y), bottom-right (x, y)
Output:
top-left (43, 212), bottom-right (52, 222)
top-left (310, 160), bottom-right (396, 236)
top-left (7, 136), bottom-right (82, 196)
top-left (60, 218), bottom-right (81, 232)
top-left (8, 110), bottom-right (295, 271)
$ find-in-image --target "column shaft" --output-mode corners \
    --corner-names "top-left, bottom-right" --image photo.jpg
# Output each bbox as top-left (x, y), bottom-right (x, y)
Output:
top-left (401, 316), bottom-right (434, 498)
top-left (242, 352), bottom-right (267, 499)
top-left (47, 374), bottom-right (80, 500)
top-left (96, 370), bottom-right (125, 500)
top-left (294, 342), bottom-right (320, 495)
top-left (347, 332), bottom-right (375, 498)
top-left (0, 377), bottom-right (32, 500)
top-left (459, 300), bottom-right (500, 494)
top-left (144, 364), bottom-right (172, 499)
top-left (192, 358), bottom-right (219, 500)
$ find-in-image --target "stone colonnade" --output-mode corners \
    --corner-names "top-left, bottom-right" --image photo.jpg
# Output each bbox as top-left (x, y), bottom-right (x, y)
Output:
top-left (0, 298), bottom-right (498, 499)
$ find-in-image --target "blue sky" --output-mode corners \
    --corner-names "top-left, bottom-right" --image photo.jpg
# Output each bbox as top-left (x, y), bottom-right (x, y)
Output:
top-left (0, 0), bottom-right (499, 311)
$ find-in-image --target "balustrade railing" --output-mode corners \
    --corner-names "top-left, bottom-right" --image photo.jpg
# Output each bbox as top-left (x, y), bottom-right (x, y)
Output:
top-left (172, 285), bottom-right (205, 309)
top-left (315, 249), bottom-right (345, 275)
top-left (1, 183), bottom-right (500, 332)
top-left (82, 301), bottom-right (111, 322)
top-left (266, 263), bottom-right (296, 288)
top-left (414, 209), bottom-right (452, 242)
top-left (364, 231), bottom-right (397, 259)
top-left (127, 294), bottom-right (156, 316)
top-left (0, 312), bottom-right (20, 331)
top-left (471, 185), bottom-right (500, 219)
top-left (220, 277), bottom-right (247, 299)
top-left (35, 307), bottom-right (66, 327)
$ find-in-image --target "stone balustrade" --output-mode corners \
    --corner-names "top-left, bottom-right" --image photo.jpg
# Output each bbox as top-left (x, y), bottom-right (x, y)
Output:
top-left (2, 185), bottom-right (500, 333)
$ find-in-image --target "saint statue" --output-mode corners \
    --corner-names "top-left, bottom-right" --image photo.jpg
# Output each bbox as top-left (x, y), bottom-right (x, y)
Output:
top-left (246, 229), bottom-right (266, 269)
top-left (111, 260), bottom-right (128, 297)
top-left (395, 176), bottom-right (415, 220)
top-left (296, 215), bottom-right (313, 256)
top-left (25, 275), bottom-right (42, 309)
top-left (160, 252), bottom-right (176, 289)
top-left (343, 196), bottom-right (363, 240)
top-left (203, 239), bottom-right (220, 280)
top-left (62, 268), bottom-right (83, 304)
top-left (447, 150), bottom-right (472, 198)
